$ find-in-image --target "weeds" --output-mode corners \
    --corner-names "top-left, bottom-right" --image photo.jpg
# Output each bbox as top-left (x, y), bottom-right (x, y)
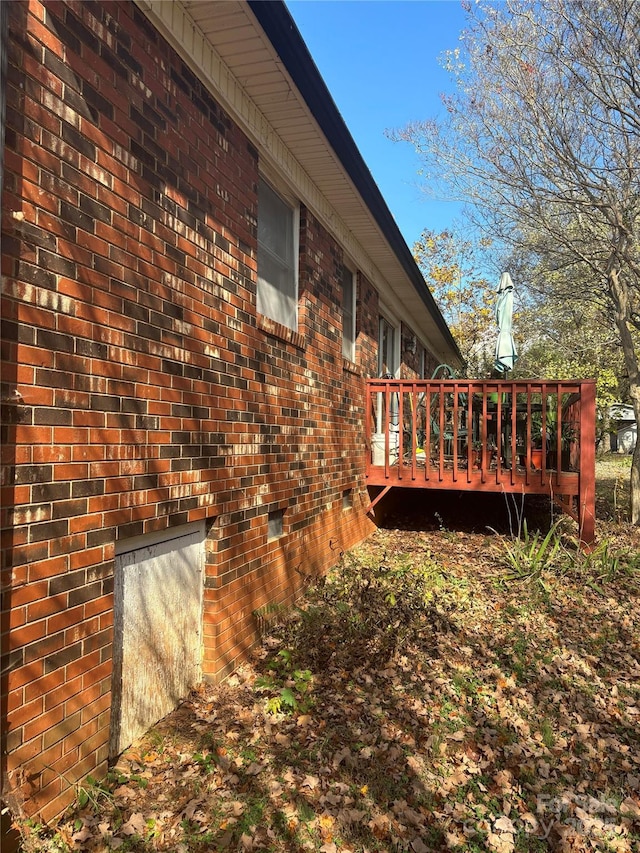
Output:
top-left (579, 539), bottom-right (639, 587)
top-left (498, 518), bottom-right (565, 581)
top-left (192, 751), bottom-right (217, 774)
top-left (19, 512), bottom-right (640, 853)
top-left (106, 768), bottom-right (148, 790)
top-left (254, 649), bottom-right (314, 715)
top-left (273, 549), bottom-right (459, 670)
top-left (496, 506), bottom-right (638, 593)
top-left (539, 719), bottom-right (556, 748)
top-left (9, 817), bottom-right (71, 853)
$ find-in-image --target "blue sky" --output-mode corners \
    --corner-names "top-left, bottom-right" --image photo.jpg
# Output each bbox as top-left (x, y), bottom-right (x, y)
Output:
top-left (285, 0), bottom-right (469, 251)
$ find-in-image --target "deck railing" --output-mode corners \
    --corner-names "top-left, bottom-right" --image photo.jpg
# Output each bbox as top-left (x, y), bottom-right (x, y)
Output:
top-left (365, 379), bottom-right (596, 544)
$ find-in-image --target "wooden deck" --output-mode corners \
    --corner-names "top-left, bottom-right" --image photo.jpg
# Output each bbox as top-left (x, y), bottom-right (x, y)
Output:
top-left (366, 379), bottom-right (596, 545)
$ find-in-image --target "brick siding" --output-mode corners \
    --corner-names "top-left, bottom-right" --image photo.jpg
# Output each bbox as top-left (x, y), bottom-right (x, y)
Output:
top-left (1, 0), bottom-right (436, 821)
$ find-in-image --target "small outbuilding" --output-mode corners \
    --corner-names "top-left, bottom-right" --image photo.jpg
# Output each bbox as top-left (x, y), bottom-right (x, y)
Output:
top-left (609, 404), bottom-right (637, 453)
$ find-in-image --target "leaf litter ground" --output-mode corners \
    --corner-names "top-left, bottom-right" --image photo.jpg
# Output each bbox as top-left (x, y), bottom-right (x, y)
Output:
top-left (24, 458), bottom-right (640, 853)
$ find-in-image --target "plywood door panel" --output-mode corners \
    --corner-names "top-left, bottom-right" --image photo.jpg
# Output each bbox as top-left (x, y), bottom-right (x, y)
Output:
top-left (110, 524), bottom-right (204, 756)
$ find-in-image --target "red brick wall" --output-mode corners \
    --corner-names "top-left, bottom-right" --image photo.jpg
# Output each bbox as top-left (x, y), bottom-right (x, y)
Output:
top-left (0, 0), bottom-right (443, 822)
top-left (0, 0), bottom-right (383, 821)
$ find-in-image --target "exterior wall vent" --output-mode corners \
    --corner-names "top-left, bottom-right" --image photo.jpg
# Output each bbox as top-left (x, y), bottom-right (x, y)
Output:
top-left (267, 508), bottom-right (284, 540)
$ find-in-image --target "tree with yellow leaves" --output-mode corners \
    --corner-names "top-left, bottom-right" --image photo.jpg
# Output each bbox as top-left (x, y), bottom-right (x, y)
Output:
top-left (413, 228), bottom-right (498, 377)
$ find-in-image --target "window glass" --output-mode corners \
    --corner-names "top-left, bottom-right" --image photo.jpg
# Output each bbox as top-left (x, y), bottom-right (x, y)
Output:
top-left (257, 180), bottom-right (297, 330)
top-left (342, 265), bottom-right (355, 360)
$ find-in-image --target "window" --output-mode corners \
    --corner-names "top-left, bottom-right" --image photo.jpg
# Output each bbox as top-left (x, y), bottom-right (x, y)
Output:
top-left (257, 179), bottom-right (298, 331)
top-left (341, 264), bottom-right (355, 360)
top-left (377, 314), bottom-right (400, 433)
top-left (378, 315), bottom-right (398, 377)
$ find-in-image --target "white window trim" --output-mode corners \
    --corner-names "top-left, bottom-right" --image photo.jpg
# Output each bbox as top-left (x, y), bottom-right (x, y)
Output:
top-left (376, 312), bottom-right (401, 435)
top-left (257, 176), bottom-right (300, 332)
top-left (378, 309), bottom-right (401, 379)
top-left (342, 263), bottom-right (356, 362)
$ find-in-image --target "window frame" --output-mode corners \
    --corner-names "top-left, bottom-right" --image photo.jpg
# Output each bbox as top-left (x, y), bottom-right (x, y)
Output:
top-left (378, 312), bottom-right (400, 378)
top-left (376, 312), bottom-right (401, 434)
top-left (341, 263), bottom-right (356, 361)
top-left (257, 177), bottom-right (300, 332)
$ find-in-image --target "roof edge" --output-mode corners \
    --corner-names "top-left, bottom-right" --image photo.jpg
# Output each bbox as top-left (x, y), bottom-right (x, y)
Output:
top-left (246, 0), bottom-right (462, 364)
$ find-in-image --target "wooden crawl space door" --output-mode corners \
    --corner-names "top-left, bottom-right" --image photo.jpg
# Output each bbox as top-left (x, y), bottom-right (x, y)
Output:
top-left (109, 522), bottom-right (205, 757)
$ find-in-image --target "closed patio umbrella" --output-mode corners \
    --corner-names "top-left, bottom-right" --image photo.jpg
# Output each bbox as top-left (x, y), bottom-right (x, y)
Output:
top-left (495, 271), bottom-right (518, 374)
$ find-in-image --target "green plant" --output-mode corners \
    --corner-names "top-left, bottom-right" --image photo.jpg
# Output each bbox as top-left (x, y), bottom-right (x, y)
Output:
top-left (451, 670), bottom-right (481, 697)
top-left (540, 719), bottom-right (555, 748)
top-left (193, 751), bottom-right (217, 774)
top-left (274, 548), bottom-right (463, 674)
top-left (547, 412), bottom-right (577, 448)
top-left (577, 538), bottom-right (639, 590)
top-left (529, 410), bottom-right (546, 448)
top-left (530, 408), bottom-right (577, 450)
top-left (15, 818), bottom-right (72, 853)
top-left (236, 796), bottom-right (266, 836)
top-left (106, 768), bottom-right (149, 789)
top-left (255, 649), bottom-right (314, 715)
top-left (76, 774), bottom-right (114, 811)
top-left (179, 818), bottom-right (216, 848)
top-left (499, 518), bottom-right (565, 581)
top-left (145, 728), bottom-right (165, 750)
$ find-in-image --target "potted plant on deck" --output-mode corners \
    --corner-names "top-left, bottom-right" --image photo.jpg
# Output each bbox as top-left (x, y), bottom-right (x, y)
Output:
top-left (530, 415), bottom-right (546, 470)
top-left (529, 412), bottom-right (577, 471)
top-left (473, 440), bottom-right (488, 469)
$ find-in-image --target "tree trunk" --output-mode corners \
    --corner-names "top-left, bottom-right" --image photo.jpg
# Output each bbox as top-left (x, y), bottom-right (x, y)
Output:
top-left (598, 409), bottom-right (612, 453)
top-left (608, 268), bottom-right (640, 523)
top-left (631, 397), bottom-right (640, 524)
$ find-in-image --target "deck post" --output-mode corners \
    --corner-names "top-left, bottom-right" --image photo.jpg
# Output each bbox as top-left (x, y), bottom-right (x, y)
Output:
top-left (365, 381), bottom-right (372, 477)
top-left (578, 380), bottom-right (597, 547)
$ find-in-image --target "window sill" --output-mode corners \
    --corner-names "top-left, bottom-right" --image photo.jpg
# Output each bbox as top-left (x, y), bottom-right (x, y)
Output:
top-left (257, 314), bottom-right (305, 349)
top-left (342, 358), bottom-right (362, 376)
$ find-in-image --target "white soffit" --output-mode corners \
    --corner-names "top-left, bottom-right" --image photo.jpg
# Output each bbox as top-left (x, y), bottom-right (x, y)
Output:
top-left (137, 0), bottom-right (458, 363)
